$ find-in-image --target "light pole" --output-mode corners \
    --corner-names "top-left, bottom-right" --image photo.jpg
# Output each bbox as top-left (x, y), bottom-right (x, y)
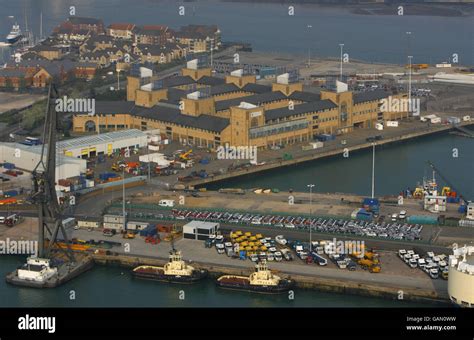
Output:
top-left (121, 164), bottom-right (126, 231)
top-left (408, 55), bottom-right (413, 117)
top-left (371, 143), bottom-right (375, 199)
top-left (307, 184), bottom-right (315, 251)
top-left (339, 43), bottom-right (344, 81)
top-left (307, 24), bottom-right (312, 67)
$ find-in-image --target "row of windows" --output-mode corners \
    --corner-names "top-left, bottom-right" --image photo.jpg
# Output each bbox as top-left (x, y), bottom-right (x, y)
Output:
top-left (250, 122), bottom-right (308, 139)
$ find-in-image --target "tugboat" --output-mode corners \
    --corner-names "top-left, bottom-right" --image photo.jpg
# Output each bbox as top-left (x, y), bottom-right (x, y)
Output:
top-left (216, 260), bottom-right (293, 294)
top-left (132, 250), bottom-right (207, 283)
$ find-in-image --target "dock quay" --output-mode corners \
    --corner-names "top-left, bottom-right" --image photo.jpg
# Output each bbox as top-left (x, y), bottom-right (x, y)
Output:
top-left (91, 251), bottom-right (449, 305)
top-left (187, 120), bottom-right (474, 187)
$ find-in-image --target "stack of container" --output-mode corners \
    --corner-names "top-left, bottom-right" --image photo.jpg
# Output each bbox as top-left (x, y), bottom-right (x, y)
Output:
top-left (3, 162), bottom-right (15, 170)
top-left (139, 224), bottom-right (157, 237)
top-left (99, 172), bottom-right (120, 182)
top-left (362, 198), bottom-right (380, 215)
top-left (407, 215), bottom-right (438, 225)
top-left (103, 214), bottom-right (126, 231)
top-left (355, 209), bottom-right (373, 221)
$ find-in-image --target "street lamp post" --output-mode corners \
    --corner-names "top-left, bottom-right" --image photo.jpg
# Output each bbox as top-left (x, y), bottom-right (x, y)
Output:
top-left (307, 184), bottom-right (315, 252)
top-left (339, 43), bottom-right (344, 81)
top-left (371, 143), bottom-right (375, 199)
top-left (121, 164), bottom-right (126, 231)
top-left (408, 55), bottom-right (413, 117)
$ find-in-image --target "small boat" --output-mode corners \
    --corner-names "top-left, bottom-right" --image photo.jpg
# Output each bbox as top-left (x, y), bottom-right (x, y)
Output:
top-left (6, 23), bottom-right (22, 45)
top-left (253, 188), bottom-right (263, 194)
top-left (263, 189), bottom-right (271, 194)
top-left (216, 260), bottom-right (294, 294)
top-left (132, 250), bottom-right (207, 283)
top-left (275, 235), bottom-right (287, 246)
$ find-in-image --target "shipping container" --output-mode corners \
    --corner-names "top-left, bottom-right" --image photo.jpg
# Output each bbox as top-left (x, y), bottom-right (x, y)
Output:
top-left (3, 163), bottom-right (15, 170)
top-left (407, 215), bottom-right (438, 225)
top-left (3, 190), bottom-right (19, 197)
top-left (127, 221), bottom-right (149, 231)
top-left (103, 214), bottom-right (126, 224)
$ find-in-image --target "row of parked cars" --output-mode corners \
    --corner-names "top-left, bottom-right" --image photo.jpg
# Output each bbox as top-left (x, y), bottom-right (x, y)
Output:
top-left (169, 209), bottom-right (423, 241)
top-left (398, 249), bottom-right (448, 279)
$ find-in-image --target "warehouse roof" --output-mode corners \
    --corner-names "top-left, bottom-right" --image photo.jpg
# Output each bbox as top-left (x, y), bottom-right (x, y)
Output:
top-left (353, 90), bottom-right (390, 104)
top-left (265, 100), bottom-right (337, 121)
top-left (133, 105), bottom-right (230, 133)
top-left (58, 129), bottom-right (147, 150)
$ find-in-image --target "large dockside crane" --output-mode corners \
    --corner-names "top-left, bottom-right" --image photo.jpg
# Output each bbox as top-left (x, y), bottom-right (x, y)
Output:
top-left (31, 84), bottom-right (75, 262)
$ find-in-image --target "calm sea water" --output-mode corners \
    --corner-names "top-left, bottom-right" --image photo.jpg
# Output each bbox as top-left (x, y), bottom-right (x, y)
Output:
top-left (210, 132), bottom-right (474, 198)
top-left (0, 0), bottom-right (473, 65)
top-left (0, 255), bottom-right (441, 307)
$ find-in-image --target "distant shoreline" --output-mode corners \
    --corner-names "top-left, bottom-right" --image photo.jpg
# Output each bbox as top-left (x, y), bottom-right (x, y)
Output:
top-left (221, 1), bottom-right (474, 17)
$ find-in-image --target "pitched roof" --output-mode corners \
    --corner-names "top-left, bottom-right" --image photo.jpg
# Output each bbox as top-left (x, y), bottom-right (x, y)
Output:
top-left (107, 23), bottom-right (135, 30)
top-left (242, 83), bottom-right (272, 94)
top-left (265, 100), bottom-right (337, 121)
top-left (215, 91), bottom-right (287, 111)
top-left (209, 83), bottom-right (240, 96)
top-left (95, 101), bottom-right (136, 114)
top-left (353, 90), bottom-right (390, 104)
top-left (288, 91), bottom-right (321, 103)
top-left (133, 105), bottom-right (229, 133)
top-left (162, 75), bottom-right (195, 87)
top-left (197, 76), bottom-right (225, 86)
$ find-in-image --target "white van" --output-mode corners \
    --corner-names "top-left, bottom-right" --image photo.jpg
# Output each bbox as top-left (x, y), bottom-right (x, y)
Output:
top-left (158, 199), bottom-right (175, 207)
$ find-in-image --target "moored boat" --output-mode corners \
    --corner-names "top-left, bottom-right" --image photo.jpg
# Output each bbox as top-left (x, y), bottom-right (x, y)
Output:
top-left (216, 260), bottom-right (293, 294)
top-left (132, 250), bottom-right (207, 283)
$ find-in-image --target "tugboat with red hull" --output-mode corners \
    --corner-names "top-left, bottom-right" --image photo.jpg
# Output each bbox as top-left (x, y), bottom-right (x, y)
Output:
top-left (132, 250), bottom-right (207, 284)
top-left (216, 260), bottom-right (293, 294)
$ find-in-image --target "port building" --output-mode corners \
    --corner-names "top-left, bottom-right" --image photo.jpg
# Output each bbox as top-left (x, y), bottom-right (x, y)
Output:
top-left (0, 129), bottom-right (147, 181)
top-left (72, 60), bottom-right (409, 149)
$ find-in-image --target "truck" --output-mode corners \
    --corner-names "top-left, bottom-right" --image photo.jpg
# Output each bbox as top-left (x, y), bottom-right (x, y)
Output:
top-left (158, 199), bottom-right (175, 207)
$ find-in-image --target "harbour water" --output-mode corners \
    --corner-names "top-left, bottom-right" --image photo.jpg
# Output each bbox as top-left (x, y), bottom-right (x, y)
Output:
top-left (0, 0), bottom-right (473, 65)
top-left (0, 256), bottom-right (440, 307)
top-left (210, 131), bottom-right (474, 199)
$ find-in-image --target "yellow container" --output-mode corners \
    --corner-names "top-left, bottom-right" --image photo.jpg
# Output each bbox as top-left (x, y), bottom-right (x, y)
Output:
top-left (244, 232), bottom-right (251, 237)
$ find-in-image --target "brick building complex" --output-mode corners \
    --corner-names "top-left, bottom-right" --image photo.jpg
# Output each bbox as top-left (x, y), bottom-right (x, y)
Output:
top-left (73, 60), bottom-right (408, 149)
